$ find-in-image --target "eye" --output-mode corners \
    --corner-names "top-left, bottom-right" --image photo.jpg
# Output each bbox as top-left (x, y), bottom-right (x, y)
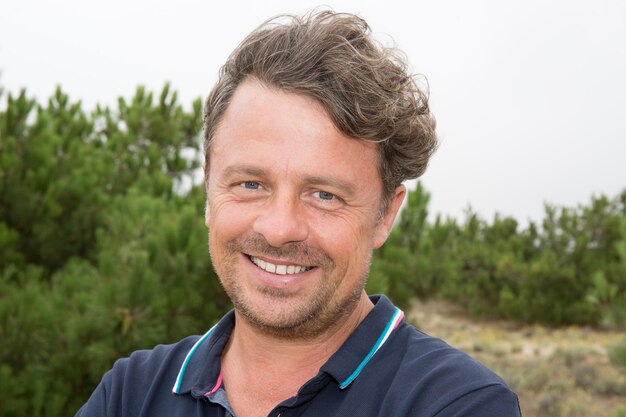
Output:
top-left (242, 181), bottom-right (261, 190)
top-left (314, 191), bottom-right (336, 201)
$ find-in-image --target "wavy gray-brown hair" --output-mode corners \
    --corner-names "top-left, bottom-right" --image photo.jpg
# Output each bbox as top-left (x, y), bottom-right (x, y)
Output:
top-left (204, 10), bottom-right (438, 213)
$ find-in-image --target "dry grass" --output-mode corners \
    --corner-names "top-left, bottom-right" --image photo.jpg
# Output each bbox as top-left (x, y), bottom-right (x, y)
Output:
top-left (408, 299), bottom-right (626, 417)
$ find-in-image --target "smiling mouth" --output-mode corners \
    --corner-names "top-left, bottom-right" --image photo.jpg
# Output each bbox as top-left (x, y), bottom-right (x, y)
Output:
top-left (247, 255), bottom-right (314, 275)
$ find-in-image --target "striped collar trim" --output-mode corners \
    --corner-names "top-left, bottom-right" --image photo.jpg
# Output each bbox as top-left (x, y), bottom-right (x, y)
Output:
top-left (171, 324), bottom-right (218, 394)
top-left (171, 295), bottom-right (404, 395)
top-left (338, 307), bottom-right (404, 389)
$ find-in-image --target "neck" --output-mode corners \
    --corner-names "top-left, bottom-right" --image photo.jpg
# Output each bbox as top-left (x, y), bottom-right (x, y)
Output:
top-left (222, 292), bottom-right (374, 389)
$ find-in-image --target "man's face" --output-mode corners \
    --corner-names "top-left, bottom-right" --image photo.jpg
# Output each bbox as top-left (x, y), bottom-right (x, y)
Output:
top-left (205, 79), bottom-right (404, 339)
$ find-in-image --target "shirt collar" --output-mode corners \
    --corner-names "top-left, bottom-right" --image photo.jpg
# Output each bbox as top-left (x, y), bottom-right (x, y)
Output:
top-left (172, 295), bottom-right (404, 396)
top-left (172, 310), bottom-right (235, 396)
top-left (320, 294), bottom-right (404, 389)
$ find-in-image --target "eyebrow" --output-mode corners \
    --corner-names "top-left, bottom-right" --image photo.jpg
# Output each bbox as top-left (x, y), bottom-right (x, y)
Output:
top-left (221, 165), bottom-right (269, 180)
top-left (302, 175), bottom-right (356, 197)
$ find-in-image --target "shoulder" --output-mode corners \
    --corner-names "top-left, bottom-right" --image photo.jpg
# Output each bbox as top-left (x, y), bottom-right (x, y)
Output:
top-left (75, 335), bottom-right (201, 417)
top-left (108, 335), bottom-right (201, 385)
top-left (392, 322), bottom-right (503, 380)
top-left (367, 323), bottom-right (521, 416)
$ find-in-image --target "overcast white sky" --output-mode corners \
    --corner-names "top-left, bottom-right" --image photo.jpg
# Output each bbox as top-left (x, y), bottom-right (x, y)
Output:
top-left (1, 0), bottom-right (625, 225)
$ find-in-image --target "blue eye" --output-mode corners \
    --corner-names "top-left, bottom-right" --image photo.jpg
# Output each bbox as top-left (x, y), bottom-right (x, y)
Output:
top-left (316, 191), bottom-right (335, 200)
top-left (243, 181), bottom-right (260, 190)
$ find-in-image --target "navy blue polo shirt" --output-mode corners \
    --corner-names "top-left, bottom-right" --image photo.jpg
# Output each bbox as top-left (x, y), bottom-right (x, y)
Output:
top-left (75, 295), bottom-right (522, 416)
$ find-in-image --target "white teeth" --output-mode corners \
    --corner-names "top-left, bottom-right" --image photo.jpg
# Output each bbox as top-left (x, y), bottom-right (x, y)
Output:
top-left (250, 256), bottom-right (310, 275)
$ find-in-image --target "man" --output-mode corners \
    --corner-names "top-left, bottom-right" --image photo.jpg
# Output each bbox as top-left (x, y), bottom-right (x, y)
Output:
top-left (76, 10), bottom-right (522, 417)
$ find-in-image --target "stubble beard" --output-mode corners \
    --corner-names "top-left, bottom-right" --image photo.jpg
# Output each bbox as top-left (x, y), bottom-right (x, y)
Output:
top-left (210, 233), bottom-right (369, 340)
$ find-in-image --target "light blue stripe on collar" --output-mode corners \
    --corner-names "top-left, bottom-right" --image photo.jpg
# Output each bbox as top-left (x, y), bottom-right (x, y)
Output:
top-left (172, 324), bottom-right (217, 394)
top-left (339, 307), bottom-right (403, 389)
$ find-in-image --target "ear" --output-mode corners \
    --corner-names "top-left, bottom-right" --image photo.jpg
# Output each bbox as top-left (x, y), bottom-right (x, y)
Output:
top-left (373, 184), bottom-right (406, 248)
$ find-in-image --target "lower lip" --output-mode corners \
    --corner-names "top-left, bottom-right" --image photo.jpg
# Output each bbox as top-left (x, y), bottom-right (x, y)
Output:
top-left (244, 254), bottom-right (314, 289)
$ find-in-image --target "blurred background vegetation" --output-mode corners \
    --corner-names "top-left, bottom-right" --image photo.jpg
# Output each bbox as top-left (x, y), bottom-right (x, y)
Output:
top-left (1, 85), bottom-right (625, 416)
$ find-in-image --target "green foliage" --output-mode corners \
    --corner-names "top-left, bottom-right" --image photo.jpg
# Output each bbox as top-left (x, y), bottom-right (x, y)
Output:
top-left (375, 183), bottom-right (626, 328)
top-left (609, 339), bottom-right (626, 368)
top-left (612, 408), bottom-right (626, 417)
top-left (0, 85), bottom-right (226, 416)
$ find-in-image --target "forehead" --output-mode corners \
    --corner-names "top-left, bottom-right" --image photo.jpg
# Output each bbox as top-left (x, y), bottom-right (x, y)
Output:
top-left (209, 79), bottom-right (382, 193)
top-left (214, 79), bottom-right (341, 149)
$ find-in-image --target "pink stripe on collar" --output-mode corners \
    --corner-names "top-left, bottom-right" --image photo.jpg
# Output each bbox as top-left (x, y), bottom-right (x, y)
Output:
top-left (204, 372), bottom-right (223, 396)
top-left (392, 311), bottom-right (404, 330)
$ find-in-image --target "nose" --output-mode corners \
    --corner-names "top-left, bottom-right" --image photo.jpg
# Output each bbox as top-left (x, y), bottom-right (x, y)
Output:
top-left (253, 192), bottom-right (309, 247)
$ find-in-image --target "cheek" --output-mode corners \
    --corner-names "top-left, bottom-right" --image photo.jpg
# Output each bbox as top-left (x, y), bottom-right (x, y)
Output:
top-left (207, 201), bottom-right (259, 255)
top-left (310, 215), bottom-right (375, 266)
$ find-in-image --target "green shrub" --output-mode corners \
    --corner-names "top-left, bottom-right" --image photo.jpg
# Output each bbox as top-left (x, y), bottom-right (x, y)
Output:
top-left (609, 340), bottom-right (626, 368)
